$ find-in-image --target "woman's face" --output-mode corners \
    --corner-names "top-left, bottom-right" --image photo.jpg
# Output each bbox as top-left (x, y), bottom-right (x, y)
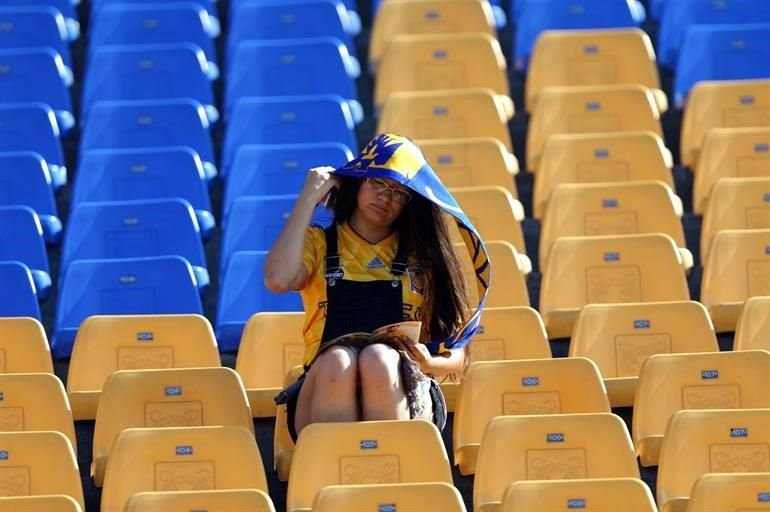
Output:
top-left (355, 177), bottom-right (411, 227)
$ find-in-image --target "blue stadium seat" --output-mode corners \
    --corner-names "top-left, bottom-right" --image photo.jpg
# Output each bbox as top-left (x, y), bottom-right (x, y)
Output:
top-left (90, 3), bottom-right (218, 78)
top-left (52, 255), bottom-right (203, 358)
top-left (91, 0), bottom-right (220, 36)
top-left (0, 206), bottom-right (50, 300)
top-left (658, 0), bottom-right (770, 70)
top-left (232, 0), bottom-right (360, 34)
top-left (0, 48), bottom-right (74, 132)
top-left (216, 251), bottom-right (302, 351)
top-left (223, 95), bottom-right (357, 172)
top-left (0, 261), bottom-right (40, 320)
top-left (223, 143), bottom-right (353, 216)
top-left (225, 38), bottom-right (362, 122)
top-left (675, 24), bottom-right (770, 107)
top-left (0, 152), bottom-right (62, 244)
top-left (80, 99), bottom-right (217, 182)
top-left (81, 43), bottom-right (218, 123)
top-left (73, 147), bottom-right (214, 238)
top-left (514, 0), bottom-right (642, 72)
top-left (61, 199), bottom-right (209, 291)
top-left (650, 0), bottom-right (667, 19)
top-left (0, 6), bottom-right (73, 75)
top-left (374, 0), bottom-right (507, 28)
top-left (12, 0), bottom-right (79, 40)
top-left (0, 103), bottom-right (66, 190)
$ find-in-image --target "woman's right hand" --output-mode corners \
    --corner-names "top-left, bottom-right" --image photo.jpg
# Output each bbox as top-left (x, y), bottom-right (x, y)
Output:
top-left (300, 166), bottom-right (341, 205)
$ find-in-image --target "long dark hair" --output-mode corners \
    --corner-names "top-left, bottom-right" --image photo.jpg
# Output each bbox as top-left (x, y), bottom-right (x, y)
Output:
top-left (332, 176), bottom-right (470, 342)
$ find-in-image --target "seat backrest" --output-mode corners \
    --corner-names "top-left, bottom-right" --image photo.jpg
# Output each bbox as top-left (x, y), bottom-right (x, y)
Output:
top-left (0, 103), bottom-right (63, 174)
top-left (534, 131), bottom-right (672, 218)
top-left (734, 296), bottom-right (770, 351)
top-left (0, 206), bottom-right (49, 277)
top-left (287, 420), bottom-right (452, 512)
top-left (527, 84), bottom-right (662, 172)
top-left (0, 6), bottom-right (71, 67)
top-left (101, 425), bottom-right (267, 512)
top-left (687, 472), bottom-right (770, 512)
top-left (0, 495), bottom-right (82, 512)
top-left (0, 48), bottom-right (71, 112)
top-left (500, 478), bottom-right (656, 512)
top-left (466, 306), bottom-right (551, 363)
top-left (450, 186), bottom-right (525, 254)
top-left (456, 241), bottom-right (529, 308)
top-left (313, 483), bottom-right (466, 512)
top-left (474, 413), bottom-right (639, 511)
top-left (125, 489), bottom-right (275, 512)
top-left (0, 149), bottom-right (58, 224)
top-left (0, 317), bottom-right (52, 373)
top-left (67, 314), bottom-right (220, 420)
top-left (0, 262), bottom-right (40, 320)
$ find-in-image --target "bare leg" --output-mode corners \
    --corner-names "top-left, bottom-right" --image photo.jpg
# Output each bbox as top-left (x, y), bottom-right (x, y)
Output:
top-left (359, 343), bottom-right (410, 421)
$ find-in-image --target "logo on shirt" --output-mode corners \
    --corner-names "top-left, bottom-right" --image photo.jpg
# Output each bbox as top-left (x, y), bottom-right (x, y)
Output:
top-left (368, 257), bottom-right (385, 269)
top-left (407, 267), bottom-right (425, 295)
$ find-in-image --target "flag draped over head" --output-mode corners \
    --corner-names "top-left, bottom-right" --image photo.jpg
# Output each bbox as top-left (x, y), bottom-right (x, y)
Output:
top-left (333, 133), bottom-right (490, 352)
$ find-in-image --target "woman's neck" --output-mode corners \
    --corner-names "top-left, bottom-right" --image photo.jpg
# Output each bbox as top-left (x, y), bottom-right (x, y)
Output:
top-left (348, 211), bottom-right (393, 244)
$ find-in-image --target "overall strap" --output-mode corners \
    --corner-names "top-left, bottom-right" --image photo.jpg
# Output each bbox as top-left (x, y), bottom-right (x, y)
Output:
top-left (390, 234), bottom-right (410, 277)
top-left (324, 224), bottom-right (341, 275)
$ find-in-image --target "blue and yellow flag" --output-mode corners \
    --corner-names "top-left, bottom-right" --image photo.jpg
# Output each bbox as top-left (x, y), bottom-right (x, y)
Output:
top-left (333, 133), bottom-right (490, 353)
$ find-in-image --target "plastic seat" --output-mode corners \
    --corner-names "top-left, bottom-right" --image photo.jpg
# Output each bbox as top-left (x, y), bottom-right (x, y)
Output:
top-left (688, 473), bottom-right (770, 512)
top-left (527, 28), bottom-right (664, 113)
top-left (457, 241), bottom-right (530, 309)
top-left (287, 420), bottom-right (453, 512)
top-left (226, 38), bottom-right (361, 122)
top-left (0, 495), bottom-right (82, 512)
top-left (0, 262), bottom-right (40, 320)
top-left (633, 350), bottom-right (770, 467)
top-left (91, 0), bottom-right (220, 34)
top-left (67, 314), bottom-right (220, 420)
top-left (570, 301), bottom-right (718, 407)
top-left (378, 89), bottom-right (513, 152)
top-left (223, 95), bottom-right (357, 173)
top-left (92, 367), bottom-right (253, 487)
top-left (527, 85), bottom-right (663, 172)
top-left (125, 489), bottom-right (276, 512)
top-left (62, 199), bottom-right (209, 291)
top-left (701, 229), bottom-right (770, 332)
top-left (11, 0), bottom-right (79, 40)
top-left (450, 186), bottom-right (526, 255)
top-left (500, 478), bottom-right (656, 512)
top-left (454, 357), bottom-right (609, 475)
top-left (418, 137), bottom-right (518, 197)
top-left (0, 6), bottom-right (72, 74)
top-left (100, 425), bottom-right (267, 512)
top-left (314, 483), bottom-right (466, 512)
top-left (534, 131), bottom-right (673, 219)
top-left (734, 296), bottom-right (770, 351)
top-left (52, 256), bottom-right (203, 358)
top-left (0, 206), bottom-right (50, 299)
top-left (539, 181), bottom-right (686, 271)
top-left (235, 312), bottom-right (306, 417)
top-left (370, 0), bottom-right (495, 69)
top-left (474, 413), bottom-right (639, 512)
top-left (680, 79), bottom-right (770, 169)
top-left (375, 33), bottom-right (512, 118)
top-left (0, 48), bottom-right (73, 132)
top-left (694, 127), bottom-right (770, 214)
top-left (80, 99), bottom-right (216, 182)
top-left (675, 24), bottom-right (770, 108)
top-left (81, 44), bottom-right (217, 123)
top-left (0, 317), bottom-right (52, 373)
top-left (657, 408), bottom-right (770, 512)
top-left (540, 233), bottom-right (690, 338)
top-left (217, 252), bottom-right (303, 351)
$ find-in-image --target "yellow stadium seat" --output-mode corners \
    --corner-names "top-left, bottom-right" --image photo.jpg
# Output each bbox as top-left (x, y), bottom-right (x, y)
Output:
top-left (456, 241), bottom-right (530, 308)
top-left (274, 366), bottom-right (304, 482)
top-left (474, 413), bottom-right (639, 512)
top-left (235, 312), bottom-right (305, 417)
top-left (369, 0), bottom-right (495, 68)
top-left (734, 296), bottom-right (770, 351)
top-left (0, 373), bottom-right (76, 454)
top-left (124, 489), bottom-right (276, 512)
top-left (378, 89), bottom-right (513, 152)
top-left (0, 495), bottom-right (82, 512)
top-left (534, 131), bottom-right (673, 219)
top-left (453, 357), bottom-right (609, 475)
top-left (440, 306), bottom-right (551, 411)
top-left (701, 229), bottom-right (770, 332)
top-left (680, 79), bottom-right (770, 169)
top-left (418, 137), bottom-right (519, 197)
top-left (91, 367), bottom-right (253, 487)
top-left (687, 472), bottom-right (770, 512)
top-left (693, 127), bottom-right (770, 214)
top-left (500, 478), bottom-right (656, 512)
top-left (451, 186), bottom-right (526, 254)
top-left (375, 33), bottom-right (513, 117)
top-left (313, 483), bottom-right (467, 512)
top-left (0, 431), bottom-right (83, 509)
top-left (527, 28), bottom-right (664, 114)
top-left (287, 419), bottom-right (452, 512)
top-left (526, 84), bottom-right (663, 172)
top-left (633, 350), bottom-right (770, 467)
top-left (570, 301), bottom-right (718, 407)
top-left (539, 180), bottom-right (687, 271)
top-left (657, 408), bottom-right (770, 512)
top-left (0, 317), bottom-right (53, 374)
top-left (66, 314), bottom-right (221, 420)
top-left (100, 425), bottom-right (268, 512)
top-left (540, 233), bottom-right (690, 339)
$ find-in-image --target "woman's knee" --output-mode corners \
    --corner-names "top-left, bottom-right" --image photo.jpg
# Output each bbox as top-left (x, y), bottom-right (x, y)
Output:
top-left (359, 344), bottom-right (400, 385)
top-left (312, 346), bottom-right (358, 382)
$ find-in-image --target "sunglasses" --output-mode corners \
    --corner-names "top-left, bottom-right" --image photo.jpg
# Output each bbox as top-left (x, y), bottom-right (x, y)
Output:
top-left (366, 177), bottom-right (412, 204)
